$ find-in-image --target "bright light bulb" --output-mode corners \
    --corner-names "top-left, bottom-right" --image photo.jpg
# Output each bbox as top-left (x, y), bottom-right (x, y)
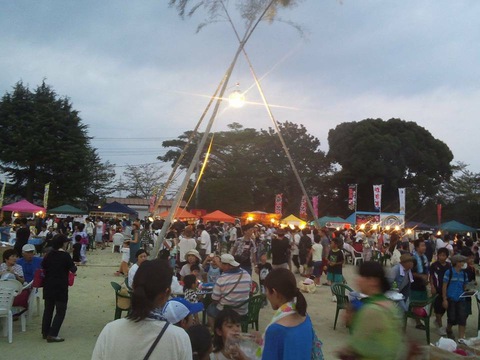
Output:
top-left (385, 225), bottom-right (391, 231)
top-left (359, 224), bottom-right (366, 230)
top-left (247, 216), bottom-right (253, 222)
top-left (228, 90), bottom-right (245, 108)
top-left (394, 225), bottom-right (400, 231)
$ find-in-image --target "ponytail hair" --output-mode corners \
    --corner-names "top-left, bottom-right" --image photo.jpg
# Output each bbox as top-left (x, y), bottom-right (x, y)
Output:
top-left (264, 268), bottom-right (308, 316)
top-left (127, 259), bottom-right (172, 322)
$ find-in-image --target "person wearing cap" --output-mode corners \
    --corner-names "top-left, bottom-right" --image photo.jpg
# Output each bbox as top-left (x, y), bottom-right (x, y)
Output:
top-left (161, 297), bottom-right (204, 330)
top-left (207, 254), bottom-right (252, 328)
top-left (387, 253), bottom-right (414, 312)
top-left (17, 243), bottom-right (42, 283)
top-left (92, 259), bottom-right (192, 360)
top-left (230, 223), bottom-right (257, 275)
top-left (442, 254), bottom-right (469, 342)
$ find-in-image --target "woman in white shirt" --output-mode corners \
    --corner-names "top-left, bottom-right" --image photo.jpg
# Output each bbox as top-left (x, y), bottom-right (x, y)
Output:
top-left (92, 259), bottom-right (192, 360)
top-left (177, 226), bottom-right (198, 266)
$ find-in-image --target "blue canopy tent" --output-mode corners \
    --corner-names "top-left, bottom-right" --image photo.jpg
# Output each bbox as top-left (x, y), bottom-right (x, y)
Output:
top-left (405, 221), bottom-right (434, 231)
top-left (439, 220), bottom-right (476, 233)
top-left (90, 201), bottom-right (138, 219)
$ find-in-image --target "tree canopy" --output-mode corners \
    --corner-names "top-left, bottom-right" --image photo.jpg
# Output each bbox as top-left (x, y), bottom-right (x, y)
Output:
top-left (158, 121), bottom-right (330, 215)
top-left (0, 81), bottom-right (114, 208)
top-left (327, 118), bottom-right (454, 214)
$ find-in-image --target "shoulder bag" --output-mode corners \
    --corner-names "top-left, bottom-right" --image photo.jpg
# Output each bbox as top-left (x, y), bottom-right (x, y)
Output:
top-left (143, 322), bottom-right (169, 360)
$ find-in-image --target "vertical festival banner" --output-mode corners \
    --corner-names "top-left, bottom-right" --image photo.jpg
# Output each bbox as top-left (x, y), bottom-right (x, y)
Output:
top-left (348, 184), bottom-right (357, 211)
top-left (373, 185), bottom-right (382, 212)
top-left (274, 194), bottom-right (283, 215)
top-left (43, 183), bottom-right (50, 210)
top-left (398, 188), bottom-right (406, 214)
top-left (437, 204), bottom-right (442, 226)
top-left (299, 195), bottom-right (307, 219)
top-left (312, 196), bottom-right (319, 219)
top-left (0, 178), bottom-right (6, 209)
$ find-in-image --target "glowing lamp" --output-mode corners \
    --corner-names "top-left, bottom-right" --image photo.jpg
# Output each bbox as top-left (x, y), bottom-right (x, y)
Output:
top-left (394, 225), bottom-right (400, 231)
top-left (406, 229), bottom-right (412, 235)
top-left (247, 216), bottom-right (253, 222)
top-left (372, 224), bottom-right (378, 230)
top-left (336, 227), bottom-right (340, 231)
top-left (299, 224), bottom-right (305, 230)
top-left (385, 225), bottom-right (391, 231)
top-left (436, 230), bottom-right (442, 236)
top-left (13, 212), bottom-right (19, 217)
top-left (270, 218), bottom-right (275, 223)
top-left (359, 224), bottom-right (366, 230)
top-left (467, 232), bottom-right (471, 237)
top-left (289, 224), bottom-right (295, 230)
top-left (148, 217), bottom-right (154, 222)
top-left (228, 89), bottom-right (245, 108)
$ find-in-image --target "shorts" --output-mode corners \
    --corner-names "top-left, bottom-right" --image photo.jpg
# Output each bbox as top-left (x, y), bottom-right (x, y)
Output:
top-left (312, 261), bottom-right (323, 277)
top-left (433, 293), bottom-right (446, 315)
top-left (206, 303), bottom-right (221, 319)
top-left (447, 299), bottom-right (466, 326)
top-left (327, 272), bottom-right (344, 284)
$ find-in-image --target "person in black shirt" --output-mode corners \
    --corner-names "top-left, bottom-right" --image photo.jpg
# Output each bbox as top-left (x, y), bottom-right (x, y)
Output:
top-left (429, 247), bottom-right (451, 336)
top-left (41, 234), bottom-right (77, 342)
top-left (14, 218), bottom-right (30, 257)
top-left (298, 228), bottom-right (312, 276)
top-left (270, 230), bottom-right (290, 269)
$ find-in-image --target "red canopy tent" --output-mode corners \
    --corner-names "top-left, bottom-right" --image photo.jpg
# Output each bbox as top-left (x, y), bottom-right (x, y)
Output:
top-left (158, 208), bottom-right (198, 222)
top-left (203, 210), bottom-right (235, 223)
top-left (2, 199), bottom-right (46, 213)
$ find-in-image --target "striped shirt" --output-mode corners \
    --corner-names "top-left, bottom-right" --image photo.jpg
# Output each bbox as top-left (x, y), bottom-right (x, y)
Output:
top-left (212, 268), bottom-right (251, 315)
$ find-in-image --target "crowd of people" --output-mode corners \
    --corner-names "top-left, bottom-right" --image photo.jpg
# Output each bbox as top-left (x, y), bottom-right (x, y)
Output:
top-left (1, 213), bottom-right (479, 359)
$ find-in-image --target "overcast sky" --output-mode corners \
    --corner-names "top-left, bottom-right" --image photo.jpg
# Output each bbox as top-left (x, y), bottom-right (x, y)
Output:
top-left (2, 0), bottom-right (480, 184)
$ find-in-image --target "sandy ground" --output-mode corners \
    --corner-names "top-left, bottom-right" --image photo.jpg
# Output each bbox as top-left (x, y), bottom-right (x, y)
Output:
top-left (2, 248), bottom-right (480, 359)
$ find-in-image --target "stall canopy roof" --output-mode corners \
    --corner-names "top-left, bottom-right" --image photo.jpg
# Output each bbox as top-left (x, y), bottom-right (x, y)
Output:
top-left (101, 201), bottom-right (137, 215)
top-left (2, 199), bottom-right (46, 213)
top-left (281, 214), bottom-right (306, 226)
top-left (405, 221), bottom-right (434, 231)
top-left (203, 210), bottom-right (235, 223)
top-left (440, 220), bottom-right (476, 233)
top-left (158, 208), bottom-right (198, 220)
top-left (48, 204), bottom-right (87, 215)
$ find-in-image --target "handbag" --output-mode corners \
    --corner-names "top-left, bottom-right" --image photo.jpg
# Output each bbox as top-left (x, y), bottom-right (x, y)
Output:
top-left (68, 271), bottom-right (75, 286)
top-left (33, 268), bottom-right (45, 288)
top-left (143, 322), bottom-right (169, 360)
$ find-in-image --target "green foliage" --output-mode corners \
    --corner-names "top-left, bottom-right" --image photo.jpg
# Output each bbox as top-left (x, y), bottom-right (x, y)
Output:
top-left (0, 81), bottom-right (114, 207)
top-left (438, 162), bottom-right (480, 226)
top-left (327, 118), bottom-right (454, 214)
top-left (158, 122), bottom-right (330, 215)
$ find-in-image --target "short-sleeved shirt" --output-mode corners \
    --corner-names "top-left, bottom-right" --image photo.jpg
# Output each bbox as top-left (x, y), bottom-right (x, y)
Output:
top-left (429, 261), bottom-right (450, 292)
top-left (0, 263), bottom-right (24, 280)
top-left (443, 268), bottom-right (468, 302)
top-left (327, 249), bottom-right (344, 274)
top-left (311, 243), bottom-right (323, 262)
top-left (17, 256), bottom-right (42, 283)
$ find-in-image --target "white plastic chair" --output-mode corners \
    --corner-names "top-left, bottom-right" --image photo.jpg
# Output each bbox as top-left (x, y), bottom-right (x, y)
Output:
top-left (352, 249), bottom-right (364, 266)
top-left (0, 279), bottom-right (23, 343)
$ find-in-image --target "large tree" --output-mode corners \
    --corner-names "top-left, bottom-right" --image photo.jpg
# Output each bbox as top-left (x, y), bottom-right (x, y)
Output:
top-left (327, 118), bottom-right (454, 216)
top-left (159, 122), bottom-right (330, 215)
top-left (437, 162), bottom-right (480, 226)
top-left (117, 164), bottom-right (166, 199)
top-left (0, 81), bottom-right (112, 207)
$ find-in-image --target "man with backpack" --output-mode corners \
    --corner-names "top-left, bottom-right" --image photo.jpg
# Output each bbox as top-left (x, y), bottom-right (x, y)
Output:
top-left (442, 254), bottom-right (469, 343)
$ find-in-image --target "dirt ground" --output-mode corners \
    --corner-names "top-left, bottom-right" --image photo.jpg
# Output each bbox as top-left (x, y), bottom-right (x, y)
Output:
top-left (2, 248), bottom-right (480, 359)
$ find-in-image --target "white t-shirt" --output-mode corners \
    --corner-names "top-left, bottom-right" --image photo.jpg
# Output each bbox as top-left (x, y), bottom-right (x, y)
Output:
top-left (199, 230), bottom-right (211, 254)
top-left (92, 318), bottom-right (192, 360)
top-left (178, 237), bottom-right (197, 261)
top-left (128, 263), bottom-right (139, 288)
top-left (292, 233), bottom-right (301, 256)
top-left (311, 243), bottom-right (323, 262)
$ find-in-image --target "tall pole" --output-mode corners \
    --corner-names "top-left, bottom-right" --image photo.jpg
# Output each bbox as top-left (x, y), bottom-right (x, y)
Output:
top-left (151, 0), bottom-right (278, 259)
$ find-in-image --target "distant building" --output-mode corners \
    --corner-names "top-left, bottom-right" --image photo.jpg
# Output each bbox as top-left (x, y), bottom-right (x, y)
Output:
top-left (106, 197), bottom-right (187, 220)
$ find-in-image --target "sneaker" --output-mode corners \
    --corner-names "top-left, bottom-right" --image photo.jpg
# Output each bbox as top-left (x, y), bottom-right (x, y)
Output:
top-left (438, 326), bottom-right (447, 336)
top-left (458, 338), bottom-right (467, 345)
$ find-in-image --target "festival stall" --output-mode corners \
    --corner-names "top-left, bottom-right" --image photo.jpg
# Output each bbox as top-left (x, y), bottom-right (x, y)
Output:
top-left (440, 220), bottom-right (476, 236)
top-left (202, 210), bottom-right (235, 223)
top-left (2, 199), bottom-right (46, 216)
top-left (90, 201), bottom-right (138, 219)
top-left (158, 207), bottom-right (198, 223)
top-left (241, 211), bottom-right (281, 225)
top-left (281, 214), bottom-right (307, 229)
top-left (49, 204), bottom-right (88, 221)
top-left (345, 211), bottom-right (405, 231)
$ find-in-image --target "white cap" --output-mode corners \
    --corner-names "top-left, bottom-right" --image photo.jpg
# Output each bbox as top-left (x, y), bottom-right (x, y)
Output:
top-left (22, 244), bottom-right (36, 253)
top-left (220, 254), bottom-right (239, 267)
